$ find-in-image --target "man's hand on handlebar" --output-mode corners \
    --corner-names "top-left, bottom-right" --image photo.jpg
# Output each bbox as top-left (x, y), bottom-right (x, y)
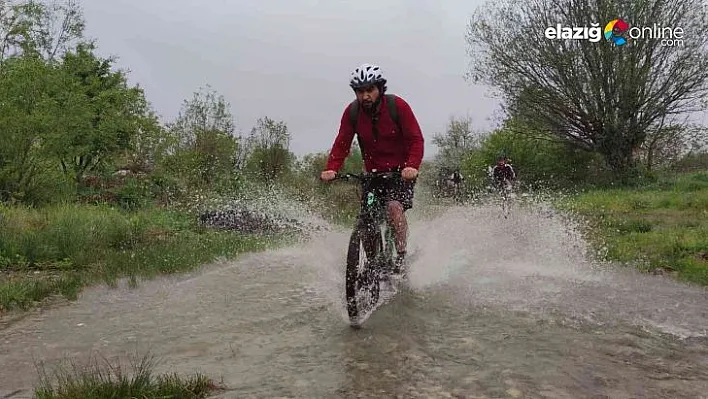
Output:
top-left (320, 170), bottom-right (336, 182)
top-left (401, 167), bottom-right (418, 181)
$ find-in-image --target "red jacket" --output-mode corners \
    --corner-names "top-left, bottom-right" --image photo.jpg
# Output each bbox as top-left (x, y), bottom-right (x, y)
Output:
top-left (326, 94), bottom-right (424, 172)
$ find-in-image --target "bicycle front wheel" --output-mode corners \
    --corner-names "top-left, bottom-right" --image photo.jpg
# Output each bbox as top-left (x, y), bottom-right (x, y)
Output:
top-left (345, 223), bottom-right (381, 327)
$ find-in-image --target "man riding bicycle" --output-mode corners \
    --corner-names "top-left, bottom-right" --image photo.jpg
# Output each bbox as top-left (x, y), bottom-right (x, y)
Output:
top-left (320, 63), bottom-right (425, 275)
top-left (450, 169), bottom-right (463, 191)
top-left (492, 155), bottom-right (516, 191)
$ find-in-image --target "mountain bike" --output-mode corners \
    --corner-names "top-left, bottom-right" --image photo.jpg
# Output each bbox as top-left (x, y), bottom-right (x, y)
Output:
top-left (331, 170), bottom-right (401, 328)
top-left (451, 180), bottom-right (464, 203)
top-left (492, 177), bottom-right (513, 218)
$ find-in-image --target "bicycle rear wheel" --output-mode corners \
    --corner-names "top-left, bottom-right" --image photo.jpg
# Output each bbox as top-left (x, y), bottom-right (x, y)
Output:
top-left (345, 223), bottom-right (381, 327)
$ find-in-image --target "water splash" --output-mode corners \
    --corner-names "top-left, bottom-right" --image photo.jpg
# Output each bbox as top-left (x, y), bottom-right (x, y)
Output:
top-left (179, 181), bottom-right (333, 238)
top-left (251, 182), bottom-right (708, 339)
top-left (400, 197), bottom-right (708, 339)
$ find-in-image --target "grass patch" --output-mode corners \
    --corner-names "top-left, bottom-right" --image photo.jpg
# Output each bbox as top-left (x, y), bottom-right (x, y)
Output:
top-left (559, 171), bottom-right (708, 285)
top-left (34, 353), bottom-right (221, 399)
top-left (0, 203), bottom-right (293, 312)
top-left (0, 273), bottom-right (85, 310)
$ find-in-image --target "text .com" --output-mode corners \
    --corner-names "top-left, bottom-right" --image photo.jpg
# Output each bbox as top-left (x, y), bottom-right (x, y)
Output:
top-left (544, 21), bottom-right (685, 47)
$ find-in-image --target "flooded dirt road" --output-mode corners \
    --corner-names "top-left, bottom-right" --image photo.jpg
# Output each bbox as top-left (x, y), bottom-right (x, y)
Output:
top-left (1, 201), bottom-right (707, 398)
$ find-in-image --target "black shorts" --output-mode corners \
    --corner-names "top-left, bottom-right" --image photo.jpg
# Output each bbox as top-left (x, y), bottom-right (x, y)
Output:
top-left (361, 176), bottom-right (416, 211)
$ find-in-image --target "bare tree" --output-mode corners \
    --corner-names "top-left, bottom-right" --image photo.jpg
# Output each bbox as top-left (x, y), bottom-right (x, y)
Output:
top-left (466, 0), bottom-right (708, 176)
top-left (637, 115), bottom-right (706, 170)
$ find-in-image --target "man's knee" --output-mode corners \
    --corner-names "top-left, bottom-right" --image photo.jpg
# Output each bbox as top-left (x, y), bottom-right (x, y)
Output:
top-left (386, 201), bottom-right (407, 230)
top-left (387, 200), bottom-right (404, 215)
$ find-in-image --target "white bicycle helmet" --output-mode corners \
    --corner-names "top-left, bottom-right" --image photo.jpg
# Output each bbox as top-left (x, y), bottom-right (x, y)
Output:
top-left (349, 63), bottom-right (387, 89)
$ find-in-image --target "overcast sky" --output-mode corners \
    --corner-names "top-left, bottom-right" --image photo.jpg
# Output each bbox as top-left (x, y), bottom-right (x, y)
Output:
top-left (80, 0), bottom-right (498, 159)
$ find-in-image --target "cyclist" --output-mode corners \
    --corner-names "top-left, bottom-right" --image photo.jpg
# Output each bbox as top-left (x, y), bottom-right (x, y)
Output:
top-left (320, 63), bottom-right (425, 275)
top-left (450, 169), bottom-right (464, 196)
top-left (492, 155), bottom-right (516, 192)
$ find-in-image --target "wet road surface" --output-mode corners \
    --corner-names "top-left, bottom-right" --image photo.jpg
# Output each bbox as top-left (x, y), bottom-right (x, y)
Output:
top-left (1, 201), bottom-right (707, 398)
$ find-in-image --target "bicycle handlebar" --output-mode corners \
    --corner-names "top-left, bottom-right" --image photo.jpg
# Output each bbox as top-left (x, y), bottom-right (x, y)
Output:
top-left (330, 170), bottom-right (402, 182)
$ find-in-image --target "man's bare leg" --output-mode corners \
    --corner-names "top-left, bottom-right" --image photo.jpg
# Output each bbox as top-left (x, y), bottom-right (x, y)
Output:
top-left (386, 200), bottom-right (407, 253)
top-left (386, 200), bottom-right (408, 275)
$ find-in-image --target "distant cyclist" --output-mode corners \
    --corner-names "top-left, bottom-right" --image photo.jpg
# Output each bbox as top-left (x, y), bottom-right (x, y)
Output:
top-left (492, 155), bottom-right (516, 192)
top-left (448, 169), bottom-right (464, 197)
top-left (450, 169), bottom-right (463, 185)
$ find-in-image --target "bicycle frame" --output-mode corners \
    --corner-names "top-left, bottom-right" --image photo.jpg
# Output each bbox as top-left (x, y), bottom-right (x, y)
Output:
top-left (335, 171), bottom-right (399, 267)
top-left (491, 176), bottom-right (512, 193)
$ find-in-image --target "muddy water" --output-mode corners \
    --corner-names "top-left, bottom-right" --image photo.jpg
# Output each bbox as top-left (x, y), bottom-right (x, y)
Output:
top-left (1, 200), bottom-right (707, 398)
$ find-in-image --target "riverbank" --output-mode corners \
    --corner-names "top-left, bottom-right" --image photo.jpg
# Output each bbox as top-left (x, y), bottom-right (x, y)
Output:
top-left (0, 202), bottom-right (298, 314)
top-left (559, 171), bottom-right (708, 285)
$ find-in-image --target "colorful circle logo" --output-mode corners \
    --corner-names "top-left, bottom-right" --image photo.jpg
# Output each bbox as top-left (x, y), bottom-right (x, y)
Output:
top-left (604, 19), bottom-right (630, 45)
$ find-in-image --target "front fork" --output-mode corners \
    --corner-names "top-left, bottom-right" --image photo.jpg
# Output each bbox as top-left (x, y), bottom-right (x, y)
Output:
top-left (356, 210), bottom-right (396, 279)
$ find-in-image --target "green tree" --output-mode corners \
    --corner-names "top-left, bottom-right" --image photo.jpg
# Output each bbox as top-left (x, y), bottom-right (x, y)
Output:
top-left (51, 43), bottom-right (150, 184)
top-left (429, 115), bottom-right (481, 187)
top-left (163, 85), bottom-right (240, 187)
top-left (122, 108), bottom-right (172, 173)
top-left (432, 115), bottom-right (480, 170)
top-left (0, 55), bottom-right (71, 203)
top-left (169, 85), bottom-right (236, 147)
top-left (296, 141), bottom-right (363, 182)
top-left (466, 0), bottom-right (708, 178)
